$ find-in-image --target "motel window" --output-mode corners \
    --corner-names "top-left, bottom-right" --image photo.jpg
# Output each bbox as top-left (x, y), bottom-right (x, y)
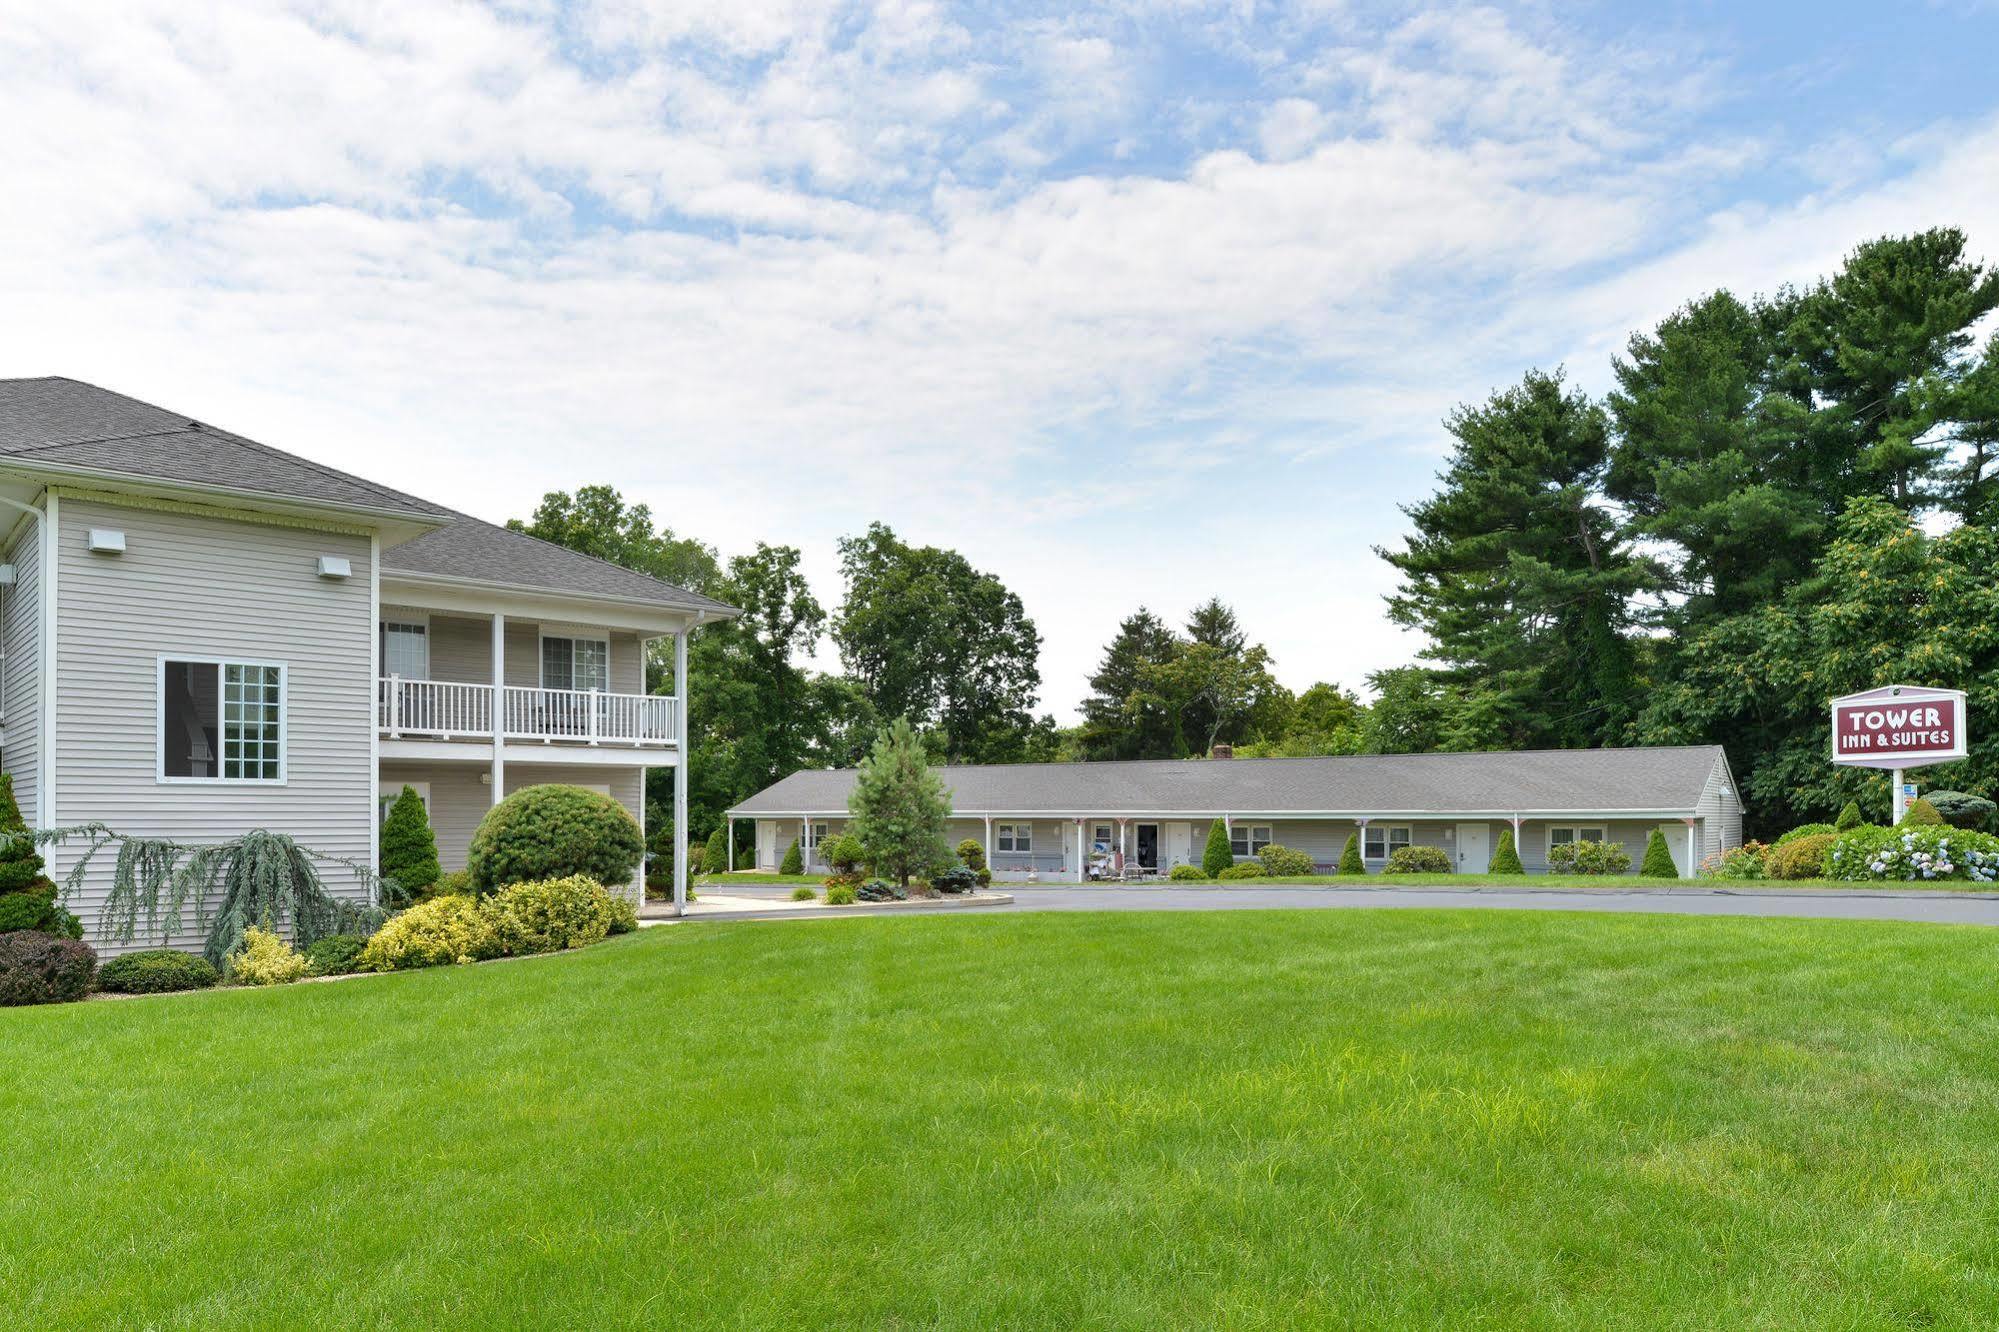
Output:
top-left (380, 620), bottom-right (428, 679)
top-left (1092, 823), bottom-right (1114, 854)
top-left (811, 822), bottom-right (830, 848)
top-left (161, 659), bottom-right (285, 782)
top-left (997, 823), bottom-right (1032, 853)
top-left (1363, 825), bottom-right (1411, 859)
top-left (1229, 824), bottom-right (1273, 857)
top-left (1548, 826), bottom-right (1607, 849)
top-left (541, 635), bottom-right (609, 693)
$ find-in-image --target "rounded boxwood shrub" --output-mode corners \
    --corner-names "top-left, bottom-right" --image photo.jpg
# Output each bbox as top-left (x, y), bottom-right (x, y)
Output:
top-left (98, 949), bottom-right (220, 994)
top-left (1640, 828), bottom-right (1680, 878)
top-left (1546, 840), bottom-right (1632, 875)
top-left (956, 838), bottom-right (991, 887)
top-left (486, 875), bottom-right (615, 956)
top-left (228, 926), bottom-right (309, 986)
top-left (1924, 791), bottom-right (1997, 831)
top-left (1774, 822), bottom-right (1837, 846)
top-left (303, 934), bottom-right (370, 978)
top-left (1168, 863), bottom-right (1207, 882)
top-left (1216, 862), bottom-right (1266, 880)
top-left (0, 931), bottom-right (96, 1005)
top-left (1766, 832), bottom-right (1837, 880)
top-left (1384, 845), bottom-right (1453, 875)
top-left (1257, 845), bottom-right (1315, 877)
top-left (357, 896), bottom-right (500, 971)
top-left (467, 785), bottom-right (643, 894)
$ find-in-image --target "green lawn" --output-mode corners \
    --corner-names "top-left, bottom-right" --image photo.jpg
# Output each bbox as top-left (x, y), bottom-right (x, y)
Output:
top-left (706, 869), bottom-right (1982, 891)
top-left (7, 910), bottom-right (1999, 1327)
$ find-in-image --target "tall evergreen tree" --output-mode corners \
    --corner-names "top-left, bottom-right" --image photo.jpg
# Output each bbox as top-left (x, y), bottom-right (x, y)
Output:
top-left (848, 717), bottom-right (952, 889)
top-left (1079, 609), bottom-right (1184, 760)
top-left (1185, 598), bottom-right (1246, 655)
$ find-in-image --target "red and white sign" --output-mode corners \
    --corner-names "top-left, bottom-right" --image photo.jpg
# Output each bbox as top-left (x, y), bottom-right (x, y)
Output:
top-left (1829, 685), bottom-right (1967, 768)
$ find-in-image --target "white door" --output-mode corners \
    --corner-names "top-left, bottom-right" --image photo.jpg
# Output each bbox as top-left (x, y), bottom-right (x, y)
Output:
top-left (758, 822), bottom-right (777, 869)
top-left (1166, 822), bottom-right (1191, 867)
top-left (1455, 823), bottom-right (1490, 874)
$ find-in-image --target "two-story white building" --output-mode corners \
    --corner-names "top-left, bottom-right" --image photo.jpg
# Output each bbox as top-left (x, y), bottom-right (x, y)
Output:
top-left (0, 378), bottom-right (735, 947)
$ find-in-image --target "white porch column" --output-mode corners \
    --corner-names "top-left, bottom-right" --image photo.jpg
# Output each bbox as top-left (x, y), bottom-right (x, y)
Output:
top-left (1682, 817), bottom-right (1698, 879)
top-left (1075, 819), bottom-right (1084, 881)
top-left (673, 626), bottom-right (690, 917)
top-left (726, 818), bottom-right (734, 878)
top-left (489, 612), bottom-right (505, 806)
top-left (983, 814), bottom-right (993, 869)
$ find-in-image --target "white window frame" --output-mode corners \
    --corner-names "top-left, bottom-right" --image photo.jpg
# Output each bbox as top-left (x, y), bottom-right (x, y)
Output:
top-left (157, 655), bottom-right (288, 785)
top-left (378, 780), bottom-right (431, 827)
top-left (996, 822), bottom-right (1032, 853)
top-left (1548, 825), bottom-right (1608, 851)
top-left (1091, 822), bottom-right (1114, 853)
top-left (539, 630), bottom-right (612, 693)
top-left (1364, 824), bottom-right (1412, 859)
top-left (380, 617), bottom-right (430, 680)
top-left (1229, 823), bottom-right (1273, 857)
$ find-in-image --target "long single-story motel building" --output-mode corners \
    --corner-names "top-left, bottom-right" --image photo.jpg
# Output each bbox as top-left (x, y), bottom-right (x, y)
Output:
top-left (727, 744), bottom-right (1744, 879)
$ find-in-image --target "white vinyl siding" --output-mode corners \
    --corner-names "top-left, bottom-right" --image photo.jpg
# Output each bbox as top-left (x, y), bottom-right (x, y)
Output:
top-left (1, 518), bottom-right (41, 824)
top-left (51, 496), bottom-right (374, 952)
top-left (1695, 757), bottom-right (1742, 865)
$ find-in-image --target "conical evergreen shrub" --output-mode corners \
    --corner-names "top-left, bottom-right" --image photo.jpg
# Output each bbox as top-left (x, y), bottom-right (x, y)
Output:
top-left (379, 785), bottom-right (441, 903)
top-left (1640, 828), bottom-right (1679, 878)
top-left (1489, 829), bottom-right (1524, 875)
top-left (1202, 820), bottom-right (1234, 878)
top-left (780, 837), bottom-right (804, 875)
top-left (1834, 801), bottom-right (1864, 831)
top-left (1337, 833), bottom-right (1365, 875)
top-left (703, 826), bottom-right (727, 877)
top-left (1899, 797), bottom-right (1945, 827)
top-left (0, 773), bottom-right (60, 933)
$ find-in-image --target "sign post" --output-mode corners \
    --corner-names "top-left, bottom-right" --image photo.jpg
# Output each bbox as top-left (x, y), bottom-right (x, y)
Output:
top-left (1828, 685), bottom-right (1968, 818)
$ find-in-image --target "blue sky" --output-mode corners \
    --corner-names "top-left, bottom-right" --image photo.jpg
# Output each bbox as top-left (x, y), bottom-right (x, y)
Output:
top-left (3, 1), bottom-right (1998, 720)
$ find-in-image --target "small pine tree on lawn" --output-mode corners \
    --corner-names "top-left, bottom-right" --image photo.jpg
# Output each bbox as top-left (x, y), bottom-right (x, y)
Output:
top-left (703, 826), bottom-right (728, 877)
top-left (1899, 797), bottom-right (1945, 827)
top-left (781, 837), bottom-right (804, 875)
top-left (1337, 833), bottom-right (1365, 875)
top-left (1640, 827), bottom-right (1678, 878)
top-left (379, 785), bottom-right (441, 903)
top-left (1489, 828), bottom-right (1524, 875)
top-left (957, 837), bottom-right (991, 886)
top-left (848, 717), bottom-right (952, 888)
top-left (0, 772), bottom-right (59, 932)
top-left (1202, 820), bottom-right (1234, 878)
top-left (1834, 800), bottom-right (1864, 831)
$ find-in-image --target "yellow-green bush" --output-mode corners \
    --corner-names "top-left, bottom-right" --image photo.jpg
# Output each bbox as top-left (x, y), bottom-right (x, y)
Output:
top-left (357, 895), bottom-right (500, 971)
top-left (487, 875), bottom-right (612, 956)
top-left (603, 891), bottom-right (639, 936)
top-left (228, 926), bottom-right (309, 986)
top-left (1766, 832), bottom-right (1836, 880)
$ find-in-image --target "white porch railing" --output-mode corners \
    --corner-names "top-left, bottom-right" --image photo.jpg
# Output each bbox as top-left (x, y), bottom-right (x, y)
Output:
top-left (379, 677), bottom-right (679, 747)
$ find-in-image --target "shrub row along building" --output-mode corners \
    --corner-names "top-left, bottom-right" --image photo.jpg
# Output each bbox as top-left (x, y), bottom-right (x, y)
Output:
top-left (728, 745), bottom-right (1745, 879)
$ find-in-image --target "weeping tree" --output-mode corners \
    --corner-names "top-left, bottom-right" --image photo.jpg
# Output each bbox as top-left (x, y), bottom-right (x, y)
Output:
top-left (15, 825), bottom-right (389, 967)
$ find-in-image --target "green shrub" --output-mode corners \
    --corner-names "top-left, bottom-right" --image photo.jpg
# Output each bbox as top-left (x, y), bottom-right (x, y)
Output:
top-left (1258, 845), bottom-right (1315, 877)
top-left (97, 948), bottom-right (220, 994)
top-left (302, 934), bottom-right (369, 977)
top-left (1337, 833), bottom-right (1365, 875)
top-left (1834, 801), bottom-right (1865, 831)
top-left (779, 837), bottom-right (804, 876)
top-left (435, 869), bottom-right (473, 897)
top-left (0, 772), bottom-right (64, 936)
top-left (702, 826), bottom-right (728, 877)
top-left (379, 785), bottom-right (441, 904)
top-left (790, 885), bottom-right (817, 902)
top-left (1489, 828), bottom-right (1525, 875)
top-left (1700, 842), bottom-right (1768, 879)
top-left (856, 879), bottom-right (907, 902)
top-left (1384, 845), bottom-right (1452, 875)
top-left (227, 926), bottom-right (308, 986)
top-left (1827, 825), bottom-right (1999, 883)
top-left (1202, 820), bottom-right (1234, 879)
top-left (487, 875), bottom-right (614, 956)
top-left (931, 864), bottom-right (979, 894)
top-left (1640, 828), bottom-right (1679, 878)
top-left (1924, 791), bottom-right (1997, 831)
top-left (357, 896), bottom-right (500, 971)
top-left (956, 837), bottom-right (991, 886)
top-left (603, 892), bottom-right (638, 935)
top-left (1766, 833), bottom-right (1837, 880)
top-left (1168, 863), bottom-right (1207, 882)
top-left (1774, 823), bottom-right (1837, 846)
top-left (0, 931), bottom-right (95, 1005)
top-left (824, 881), bottom-right (857, 906)
top-left (685, 842), bottom-right (704, 875)
top-left (467, 785), bottom-right (643, 894)
top-left (1546, 840), bottom-right (1632, 875)
top-left (1899, 797), bottom-right (1945, 828)
top-left (1216, 862), bottom-right (1266, 881)
top-left (825, 834), bottom-right (866, 874)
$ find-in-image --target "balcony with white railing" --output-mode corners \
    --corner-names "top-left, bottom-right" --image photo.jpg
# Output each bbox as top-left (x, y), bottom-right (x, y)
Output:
top-left (379, 677), bottom-right (679, 749)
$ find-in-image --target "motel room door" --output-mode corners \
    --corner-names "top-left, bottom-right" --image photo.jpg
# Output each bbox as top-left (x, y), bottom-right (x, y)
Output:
top-left (1165, 822), bottom-right (1192, 869)
top-left (1135, 824), bottom-right (1160, 871)
top-left (1454, 823), bottom-right (1491, 874)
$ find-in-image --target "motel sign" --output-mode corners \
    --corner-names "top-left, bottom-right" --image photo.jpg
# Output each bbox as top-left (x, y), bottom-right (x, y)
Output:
top-left (1829, 685), bottom-right (1968, 767)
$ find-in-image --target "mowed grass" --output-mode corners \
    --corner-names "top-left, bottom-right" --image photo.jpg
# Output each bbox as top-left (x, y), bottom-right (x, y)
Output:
top-left (6, 911), bottom-right (1999, 1328)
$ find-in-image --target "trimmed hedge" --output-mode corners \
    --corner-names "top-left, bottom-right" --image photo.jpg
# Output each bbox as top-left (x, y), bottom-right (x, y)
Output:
top-left (0, 931), bottom-right (95, 1005)
top-left (467, 785), bottom-right (643, 893)
top-left (1775, 823), bottom-right (1837, 846)
top-left (1489, 829), bottom-right (1524, 875)
top-left (1258, 845), bottom-right (1315, 877)
top-left (1216, 862), bottom-right (1266, 881)
top-left (487, 875), bottom-right (614, 955)
top-left (98, 949), bottom-right (219, 994)
top-left (1168, 863), bottom-right (1207, 882)
top-left (1640, 828), bottom-right (1679, 878)
top-left (1547, 840), bottom-right (1632, 875)
top-left (1384, 845), bottom-right (1452, 875)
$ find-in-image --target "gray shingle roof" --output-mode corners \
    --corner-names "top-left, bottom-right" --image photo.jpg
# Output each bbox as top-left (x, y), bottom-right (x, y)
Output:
top-left (730, 746), bottom-right (1729, 817)
top-left (0, 377), bottom-right (734, 617)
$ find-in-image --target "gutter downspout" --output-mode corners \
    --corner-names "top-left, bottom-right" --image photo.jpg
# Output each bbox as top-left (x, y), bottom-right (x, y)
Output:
top-left (0, 491), bottom-right (53, 831)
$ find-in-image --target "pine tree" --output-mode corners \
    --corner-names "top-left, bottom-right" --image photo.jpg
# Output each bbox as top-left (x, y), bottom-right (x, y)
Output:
top-left (1202, 820), bottom-right (1234, 878)
top-left (703, 826), bottom-right (728, 877)
top-left (0, 772), bottom-right (63, 932)
top-left (1489, 829), bottom-right (1523, 875)
top-left (1337, 833), bottom-right (1365, 875)
top-left (1834, 801), bottom-right (1864, 831)
top-left (1078, 609), bottom-right (1183, 760)
top-left (1640, 828), bottom-right (1679, 878)
top-left (780, 837), bottom-right (803, 875)
top-left (847, 717), bottom-right (951, 888)
top-left (378, 785), bottom-right (441, 903)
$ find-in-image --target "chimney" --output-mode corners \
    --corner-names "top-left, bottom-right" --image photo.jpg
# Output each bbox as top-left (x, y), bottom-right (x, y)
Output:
top-left (1210, 743), bottom-right (1233, 760)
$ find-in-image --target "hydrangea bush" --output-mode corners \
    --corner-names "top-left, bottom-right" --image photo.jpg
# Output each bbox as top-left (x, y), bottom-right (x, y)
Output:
top-left (1826, 826), bottom-right (1999, 883)
top-left (1699, 842), bottom-right (1768, 879)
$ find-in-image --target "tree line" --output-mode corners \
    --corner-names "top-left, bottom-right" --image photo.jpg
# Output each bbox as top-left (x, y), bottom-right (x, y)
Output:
top-left (515, 225), bottom-right (1999, 850)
